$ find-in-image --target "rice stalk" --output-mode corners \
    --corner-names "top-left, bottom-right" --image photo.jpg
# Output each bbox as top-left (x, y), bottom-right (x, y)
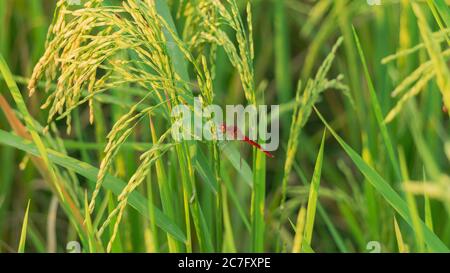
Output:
top-left (280, 37), bottom-right (347, 212)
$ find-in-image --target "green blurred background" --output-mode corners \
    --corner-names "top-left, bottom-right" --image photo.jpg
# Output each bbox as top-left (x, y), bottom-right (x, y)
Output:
top-left (0, 0), bottom-right (449, 253)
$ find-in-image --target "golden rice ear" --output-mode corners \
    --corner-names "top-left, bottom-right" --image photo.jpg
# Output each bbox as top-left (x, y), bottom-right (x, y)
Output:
top-left (28, 87), bottom-right (36, 97)
top-left (280, 37), bottom-right (347, 212)
top-left (27, 0), bottom-right (164, 130)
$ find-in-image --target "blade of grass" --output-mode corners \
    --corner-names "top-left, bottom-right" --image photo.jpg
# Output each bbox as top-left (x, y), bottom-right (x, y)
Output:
top-left (352, 26), bottom-right (402, 182)
top-left (292, 157), bottom-right (348, 252)
top-left (0, 129), bottom-right (187, 243)
top-left (251, 149), bottom-right (266, 252)
top-left (303, 130), bottom-right (326, 246)
top-left (314, 107), bottom-right (449, 252)
top-left (433, 0), bottom-right (450, 25)
top-left (292, 206), bottom-right (306, 253)
top-left (394, 217), bottom-right (408, 253)
top-left (222, 184), bottom-right (237, 252)
top-left (423, 169), bottom-right (434, 232)
top-left (145, 172), bottom-right (159, 253)
top-left (18, 200), bottom-right (31, 253)
top-left (84, 191), bottom-right (103, 253)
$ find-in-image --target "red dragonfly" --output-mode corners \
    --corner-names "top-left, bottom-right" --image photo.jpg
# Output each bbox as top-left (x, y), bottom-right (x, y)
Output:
top-left (220, 123), bottom-right (274, 158)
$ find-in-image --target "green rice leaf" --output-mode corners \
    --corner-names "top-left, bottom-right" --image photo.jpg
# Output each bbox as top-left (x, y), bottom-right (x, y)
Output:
top-left (0, 129), bottom-right (187, 243)
top-left (304, 130), bottom-right (326, 246)
top-left (18, 200), bottom-right (31, 253)
top-left (314, 107), bottom-right (449, 253)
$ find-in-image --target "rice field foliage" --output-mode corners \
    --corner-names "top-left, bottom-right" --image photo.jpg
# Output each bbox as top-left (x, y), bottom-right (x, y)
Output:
top-left (0, 0), bottom-right (449, 253)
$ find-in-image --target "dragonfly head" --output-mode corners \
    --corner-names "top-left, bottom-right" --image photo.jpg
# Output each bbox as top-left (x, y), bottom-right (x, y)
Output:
top-left (219, 123), bottom-right (226, 133)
